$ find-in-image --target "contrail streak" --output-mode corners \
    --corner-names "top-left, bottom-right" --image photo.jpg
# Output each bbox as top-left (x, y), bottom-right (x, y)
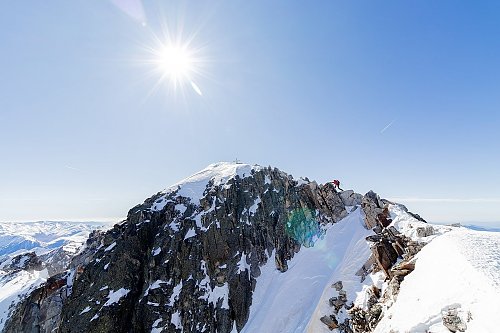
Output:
top-left (380, 119), bottom-right (396, 134)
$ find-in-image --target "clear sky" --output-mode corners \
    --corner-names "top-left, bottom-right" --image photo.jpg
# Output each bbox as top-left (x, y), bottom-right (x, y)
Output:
top-left (1, 1), bottom-right (499, 225)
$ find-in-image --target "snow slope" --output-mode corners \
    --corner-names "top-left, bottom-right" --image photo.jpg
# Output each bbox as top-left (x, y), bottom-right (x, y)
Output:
top-left (242, 207), bottom-right (372, 333)
top-left (374, 227), bottom-right (500, 333)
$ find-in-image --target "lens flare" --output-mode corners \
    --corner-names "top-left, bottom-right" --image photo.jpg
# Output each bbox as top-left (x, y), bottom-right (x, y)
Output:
top-left (285, 208), bottom-right (324, 247)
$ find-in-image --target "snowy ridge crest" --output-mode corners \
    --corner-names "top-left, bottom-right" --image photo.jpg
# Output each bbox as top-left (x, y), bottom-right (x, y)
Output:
top-left (159, 162), bottom-right (264, 204)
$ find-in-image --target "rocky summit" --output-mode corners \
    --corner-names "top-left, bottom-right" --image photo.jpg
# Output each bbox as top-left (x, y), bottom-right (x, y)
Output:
top-left (3, 162), bottom-right (499, 333)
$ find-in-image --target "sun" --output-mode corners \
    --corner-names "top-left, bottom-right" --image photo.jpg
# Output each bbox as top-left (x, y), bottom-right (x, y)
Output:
top-left (144, 32), bottom-right (206, 97)
top-left (156, 44), bottom-right (194, 85)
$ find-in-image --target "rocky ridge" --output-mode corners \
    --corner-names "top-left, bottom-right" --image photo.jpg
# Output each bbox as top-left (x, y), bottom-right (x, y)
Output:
top-left (3, 162), bottom-right (435, 333)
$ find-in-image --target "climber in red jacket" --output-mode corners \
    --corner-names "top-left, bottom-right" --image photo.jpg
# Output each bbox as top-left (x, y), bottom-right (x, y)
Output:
top-left (332, 179), bottom-right (343, 191)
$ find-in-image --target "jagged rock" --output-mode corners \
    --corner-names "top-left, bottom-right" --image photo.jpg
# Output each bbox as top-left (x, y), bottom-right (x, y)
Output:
top-left (405, 240), bottom-right (426, 258)
top-left (390, 259), bottom-right (415, 277)
top-left (7, 252), bottom-right (42, 272)
top-left (380, 275), bottom-right (402, 307)
top-left (365, 235), bottom-right (382, 243)
top-left (442, 306), bottom-right (467, 332)
top-left (309, 182), bottom-right (349, 223)
top-left (332, 280), bottom-right (343, 291)
top-left (372, 240), bottom-right (399, 278)
top-left (370, 285), bottom-right (381, 299)
top-left (339, 190), bottom-right (363, 206)
top-left (385, 226), bottom-right (400, 239)
top-left (416, 225), bottom-right (434, 237)
top-left (337, 318), bottom-right (354, 333)
top-left (329, 297), bottom-right (345, 312)
top-left (3, 272), bottom-right (68, 333)
top-left (408, 211), bottom-right (427, 223)
top-left (361, 191), bottom-right (392, 229)
top-left (39, 247), bottom-right (75, 276)
top-left (348, 307), bottom-right (370, 333)
top-left (3, 230), bottom-right (107, 333)
top-left (377, 208), bottom-right (392, 228)
top-left (320, 315), bottom-right (339, 330)
top-left (367, 303), bottom-right (383, 326)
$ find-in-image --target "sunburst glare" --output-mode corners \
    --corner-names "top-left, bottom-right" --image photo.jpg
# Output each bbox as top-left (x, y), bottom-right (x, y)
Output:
top-left (154, 44), bottom-right (194, 87)
top-left (141, 26), bottom-right (207, 98)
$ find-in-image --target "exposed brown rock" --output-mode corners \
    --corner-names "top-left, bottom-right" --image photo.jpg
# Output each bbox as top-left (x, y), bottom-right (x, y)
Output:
top-left (320, 315), bottom-right (339, 330)
top-left (372, 240), bottom-right (399, 278)
top-left (361, 191), bottom-right (392, 230)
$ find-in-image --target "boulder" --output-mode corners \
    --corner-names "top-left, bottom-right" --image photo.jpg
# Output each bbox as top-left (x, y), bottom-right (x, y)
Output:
top-left (339, 190), bottom-right (363, 206)
top-left (442, 306), bottom-right (467, 332)
top-left (361, 191), bottom-right (392, 230)
top-left (320, 315), bottom-right (339, 330)
top-left (416, 225), bottom-right (434, 237)
top-left (372, 240), bottom-right (399, 278)
top-left (332, 280), bottom-right (343, 291)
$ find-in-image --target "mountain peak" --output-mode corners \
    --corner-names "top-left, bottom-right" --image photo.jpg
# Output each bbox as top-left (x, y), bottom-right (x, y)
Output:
top-left (164, 161), bottom-right (264, 201)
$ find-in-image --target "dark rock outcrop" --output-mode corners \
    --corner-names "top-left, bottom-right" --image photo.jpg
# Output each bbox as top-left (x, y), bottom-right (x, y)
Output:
top-left (6, 252), bottom-right (42, 272)
top-left (361, 191), bottom-right (392, 230)
top-left (339, 190), bottom-right (363, 207)
top-left (3, 273), bottom-right (68, 333)
top-left (6, 164), bottom-right (349, 333)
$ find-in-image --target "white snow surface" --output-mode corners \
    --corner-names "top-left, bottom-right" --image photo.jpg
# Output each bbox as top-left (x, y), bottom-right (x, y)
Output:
top-left (104, 242), bottom-right (116, 252)
top-left (375, 227), bottom-right (500, 333)
top-left (154, 162), bottom-right (263, 209)
top-left (242, 208), bottom-right (372, 333)
top-left (171, 310), bottom-right (182, 330)
top-left (208, 283), bottom-right (230, 310)
top-left (103, 288), bottom-right (130, 307)
top-left (183, 228), bottom-right (196, 240)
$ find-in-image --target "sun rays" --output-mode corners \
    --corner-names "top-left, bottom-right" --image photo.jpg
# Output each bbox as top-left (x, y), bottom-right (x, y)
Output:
top-left (140, 24), bottom-right (207, 98)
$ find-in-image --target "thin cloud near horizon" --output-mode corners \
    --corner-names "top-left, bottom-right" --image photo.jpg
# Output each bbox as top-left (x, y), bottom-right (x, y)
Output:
top-left (389, 197), bottom-right (500, 203)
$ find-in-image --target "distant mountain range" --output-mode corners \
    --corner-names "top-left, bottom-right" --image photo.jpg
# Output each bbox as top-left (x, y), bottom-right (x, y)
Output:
top-left (0, 221), bottom-right (111, 257)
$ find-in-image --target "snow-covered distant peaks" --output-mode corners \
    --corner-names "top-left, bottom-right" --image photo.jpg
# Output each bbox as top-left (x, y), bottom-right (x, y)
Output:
top-left (0, 221), bottom-right (111, 258)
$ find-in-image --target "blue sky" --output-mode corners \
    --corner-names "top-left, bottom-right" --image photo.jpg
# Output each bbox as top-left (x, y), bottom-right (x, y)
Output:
top-left (1, 1), bottom-right (499, 225)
